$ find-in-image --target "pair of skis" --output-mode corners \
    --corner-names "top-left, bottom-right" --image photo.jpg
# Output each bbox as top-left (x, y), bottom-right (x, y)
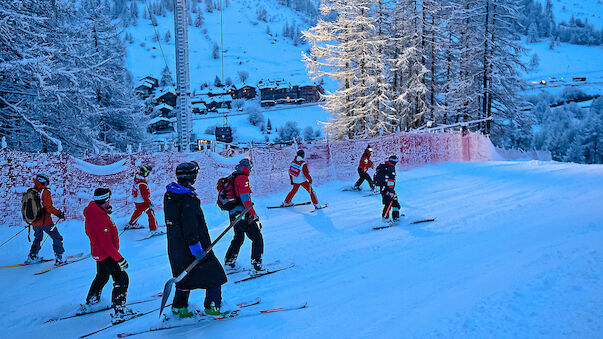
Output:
top-left (0, 252), bottom-right (85, 269)
top-left (226, 260), bottom-right (296, 283)
top-left (35, 253), bottom-right (90, 275)
top-left (372, 217), bottom-right (437, 230)
top-left (266, 201), bottom-right (328, 211)
top-left (114, 298), bottom-right (307, 338)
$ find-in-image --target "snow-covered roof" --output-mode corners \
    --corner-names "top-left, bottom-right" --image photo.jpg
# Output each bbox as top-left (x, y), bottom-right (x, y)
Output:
top-left (155, 103), bottom-right (174, 111)
top-left (193, 94), bottom-right (215, 103)
top-left (149, 117), bottom-right (171, 125)
top-left (153, 87), bottom-right (176, 100)
top-left (192, 102), bottom-right (207, 108)
top-left (136, 82), bottom-right (153, 89)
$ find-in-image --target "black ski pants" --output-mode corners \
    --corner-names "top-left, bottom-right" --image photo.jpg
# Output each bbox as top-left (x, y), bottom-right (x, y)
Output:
top-left (29, 225), bottom-right (64, 256)
top-left (173, 286), bottom-right (222, 309)
top-left (381, 189), bottom-right (401, 220)
top-left (86, 257), bottom-right (129, 308)
top-left (354, 168), bottom-right (374, 189)
top-left (225, 214), bottom-right (263, 263)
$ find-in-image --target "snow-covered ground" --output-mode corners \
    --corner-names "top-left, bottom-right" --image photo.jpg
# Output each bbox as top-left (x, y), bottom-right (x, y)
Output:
top-left (522, 40), bottom-right (603, 96)
top-left (537, 0), bottom-right (603, 29)
top-left (1, 160), bottom-right (602, 338)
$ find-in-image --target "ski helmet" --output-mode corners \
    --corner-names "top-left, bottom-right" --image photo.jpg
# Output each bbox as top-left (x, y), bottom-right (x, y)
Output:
top-left (366, 145), bottom-right (373, 153)
top-left (297, 150), bottom-right (305, 158)
top-left (388, 155), bottom-right (399, 164)
top-left (36, 173), bottom-right (50, 186)
top-left (238, 158), bottom-right (253, 170)
top-left (93, 187), bottom-right (111, 204)
top-left (139, 165), bottom-right (152, 177)
top-left (176, 161), bottom-right (199, 183)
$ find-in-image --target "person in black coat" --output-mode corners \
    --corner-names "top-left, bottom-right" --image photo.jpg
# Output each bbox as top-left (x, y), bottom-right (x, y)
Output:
top-left (164, 161), bottom-right (227, 318)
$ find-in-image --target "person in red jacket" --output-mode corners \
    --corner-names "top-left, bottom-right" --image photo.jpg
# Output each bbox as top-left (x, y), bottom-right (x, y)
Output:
top-left (127, 166), bottom-right (159, 235)
top-left (84, 188), bottom-right (134, 323)
top-left (281, 150), bottom-right (320, 209)
top-left (224, 158), bottom-right (264, 271)
top-left (26, 173), bottom-right (66, 265)
top-left (353, 145), bottom-right (375, 191)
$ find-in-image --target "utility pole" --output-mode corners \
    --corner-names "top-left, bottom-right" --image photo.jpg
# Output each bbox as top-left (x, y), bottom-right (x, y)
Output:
top-left (174, 0), bottom-right (193, 152)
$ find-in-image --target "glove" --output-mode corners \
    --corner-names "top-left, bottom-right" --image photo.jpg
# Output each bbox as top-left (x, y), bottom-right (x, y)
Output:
top-left (118, 258), bottom-right (128, 271)
top-left (189, 242), bottom-right (206, 261)
top-left (57, 211), bottom-right (65, 220)
top-left (256, 220), bottom-right (263, 230)
top-left (148, 203), bottom-right (154, 210)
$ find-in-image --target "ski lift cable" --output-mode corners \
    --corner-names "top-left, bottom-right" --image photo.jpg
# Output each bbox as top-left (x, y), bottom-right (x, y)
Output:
top-left (143, 0), bottom-right (172, 80)
top-left (219, 0), bottom-right (228, 127)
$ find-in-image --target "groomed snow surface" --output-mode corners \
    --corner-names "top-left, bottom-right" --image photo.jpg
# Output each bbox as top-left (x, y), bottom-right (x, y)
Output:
top-left (1, 161), bottom-right (602, 338)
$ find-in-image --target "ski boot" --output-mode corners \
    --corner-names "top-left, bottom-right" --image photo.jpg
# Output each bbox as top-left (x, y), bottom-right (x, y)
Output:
top-left (250, 259), bottom-right (265, 275)
top-left (54, 253), bottom-right (67, 266)
top-left (149, 229), bottom-right (164, 237)
top-left (124, 222), bottom-right (144, 230)
top-left (171, 306), bottom-right (196, 319)
top-left (352, 186), bottom-right (361, 191)
top-left (24, 253), bottom-right (42, 264)
top-left (281, 201), bottom-right (294, 207)
top-left (224, 255), bottom-right (237, 269)
top-left (204, 302), bottom-right (230, 316)
top-left (111, 305), bottom-right (138, 324)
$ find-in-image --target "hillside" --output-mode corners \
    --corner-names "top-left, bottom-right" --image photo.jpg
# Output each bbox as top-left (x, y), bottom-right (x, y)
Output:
top-left (0, 161), bottom-right (601, 338)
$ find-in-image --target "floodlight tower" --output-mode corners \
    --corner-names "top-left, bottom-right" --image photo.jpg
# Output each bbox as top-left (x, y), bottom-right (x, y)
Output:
top-left (173, 0), bottom-right (193, 152)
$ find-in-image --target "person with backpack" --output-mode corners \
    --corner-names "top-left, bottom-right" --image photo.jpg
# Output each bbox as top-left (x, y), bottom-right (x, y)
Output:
top-left (281, 150), bottom-right (321, 209)
top-left (83, 188), bottom-right (135, 323)
top-left (24, 174), bottom-right (66, 265)
top-left (127, 166), bottom-right (160, 235)
top-left (353, 145), bottom-right (375, 191)
top-left (374, 155), bottom-right (401, 222)
top-left (164, 162), bottom-right (228, 318)
top-left (223, 158), bottom-right (265, 272)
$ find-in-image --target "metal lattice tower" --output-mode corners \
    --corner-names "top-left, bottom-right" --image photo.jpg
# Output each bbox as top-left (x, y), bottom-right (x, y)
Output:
top-left (173, 0), bottom-right (193, 152)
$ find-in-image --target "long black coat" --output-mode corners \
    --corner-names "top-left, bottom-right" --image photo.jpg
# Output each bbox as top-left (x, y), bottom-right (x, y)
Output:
top-left (164, 182), bottom-right (227, 290)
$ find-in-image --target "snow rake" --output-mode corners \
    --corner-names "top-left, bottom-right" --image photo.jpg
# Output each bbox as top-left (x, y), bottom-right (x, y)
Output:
top-left (159, 203), bottom-right (254, 317)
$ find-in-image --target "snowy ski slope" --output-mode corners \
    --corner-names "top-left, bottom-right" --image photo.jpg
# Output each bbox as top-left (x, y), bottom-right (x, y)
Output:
top-left (0, 160), bottom-right (602, 338)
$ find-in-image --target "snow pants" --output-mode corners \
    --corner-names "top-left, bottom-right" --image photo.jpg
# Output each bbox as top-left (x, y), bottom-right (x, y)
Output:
top-left (173, 286), bottom-right (222, 309)
top-left (87, 257), bottom-right (129, 308)
top-left (284, 182), bottom-right (318, 205)
top-left (225, 215), bottom-right (264, 263)
top-left (381, 189), bottom-right (401, 220)
top-left (128, 203), bottom-right (158, 231)
top-left (29, 225), bottom-right (64, 256)
top-left (354, 168), bottom-right (374, 190)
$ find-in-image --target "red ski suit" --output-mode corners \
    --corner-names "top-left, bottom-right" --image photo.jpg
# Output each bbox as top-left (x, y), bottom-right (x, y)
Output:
top-left (128, 175), bottom-right (157, 230)
top-left (84, 201), bottom-right (123, 262)
top-left (31, 179), bottom-right (62, 227)
top-left (231, 165), bottom-right (257, 218)
top-left (285, 156), bottom-right (318, 205)
top-left (358, 153), bottom-right (373, 172)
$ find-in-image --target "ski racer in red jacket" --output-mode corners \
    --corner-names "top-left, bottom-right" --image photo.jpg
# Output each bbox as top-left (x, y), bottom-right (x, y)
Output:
top-left (282, 150), bottom-right (320, 208)
top-left (84, 188), bottom-right (133, 322)
top-left (127, 166), bottom-right (159, 234)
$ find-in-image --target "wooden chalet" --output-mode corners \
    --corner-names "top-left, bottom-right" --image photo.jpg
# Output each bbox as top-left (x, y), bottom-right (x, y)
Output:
top-left (231, 85), bottom-right (257, 99)
top-left (154, 88), bottom-right (177, 107)
top-left (155, 103), bottom-right (174, 117)
top-left (148, 117), bottom-right (174, 134)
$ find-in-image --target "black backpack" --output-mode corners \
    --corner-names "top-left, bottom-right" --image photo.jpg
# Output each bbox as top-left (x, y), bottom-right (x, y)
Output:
top-left (216, 174), bottom-right (240, 211)
top-left (374, 164), bottom-right (387, 187)
top-left (21, 188), bottom-right (43, 224)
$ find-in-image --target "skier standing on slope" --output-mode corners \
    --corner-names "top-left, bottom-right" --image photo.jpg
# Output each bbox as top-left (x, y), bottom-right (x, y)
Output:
top-left (281, 150), bottom-right (321, 209)
top-left (25, 173), bottom-right (66, 266)
top-left (164, 162), bottom-right (228, 318)
top-left (127, 166), bottom-right (160, 236)
top-left (224, 159), bottom-right (265, 272)
top-left (353, 145), bottom-right (375, 191)
top-left (84, 188), bottom-right (134, 322)
top-left (374, 155), bottom-right (401, 222)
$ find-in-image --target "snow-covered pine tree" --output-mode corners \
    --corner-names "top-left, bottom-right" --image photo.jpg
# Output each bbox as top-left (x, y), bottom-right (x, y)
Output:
top-left (160, 65), bottom-right (174, 86)
top-left (129, 0), bottom-right (139, 26)
top-left (194, 11), bottom-right (204, 27)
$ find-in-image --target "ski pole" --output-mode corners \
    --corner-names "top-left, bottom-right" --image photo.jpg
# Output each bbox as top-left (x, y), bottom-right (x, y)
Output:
top-left (0, 226), bottom-right (28, 249)
top-left (159, 203), bottom-right (253, 317)
top-left (40, 219), bottom-right (63, 247)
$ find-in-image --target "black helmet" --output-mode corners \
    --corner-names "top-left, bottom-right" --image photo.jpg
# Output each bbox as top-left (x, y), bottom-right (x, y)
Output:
top-left (36, 173), bottom-right (50, 186)
top-left (388, 155), bottom-right (399, 164)
top-left (176, 161), bottom-right (199, 183)
top-left (93, 187), bottom-right (111, 204)
top-left (366, 145), bottom-right (373, 153)
top-left (238, 158), bottom-right (253, 170)
top-left (297, 150), bottom-right (305, 158)
top-left (139, 165), bottom-right (152, 177)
